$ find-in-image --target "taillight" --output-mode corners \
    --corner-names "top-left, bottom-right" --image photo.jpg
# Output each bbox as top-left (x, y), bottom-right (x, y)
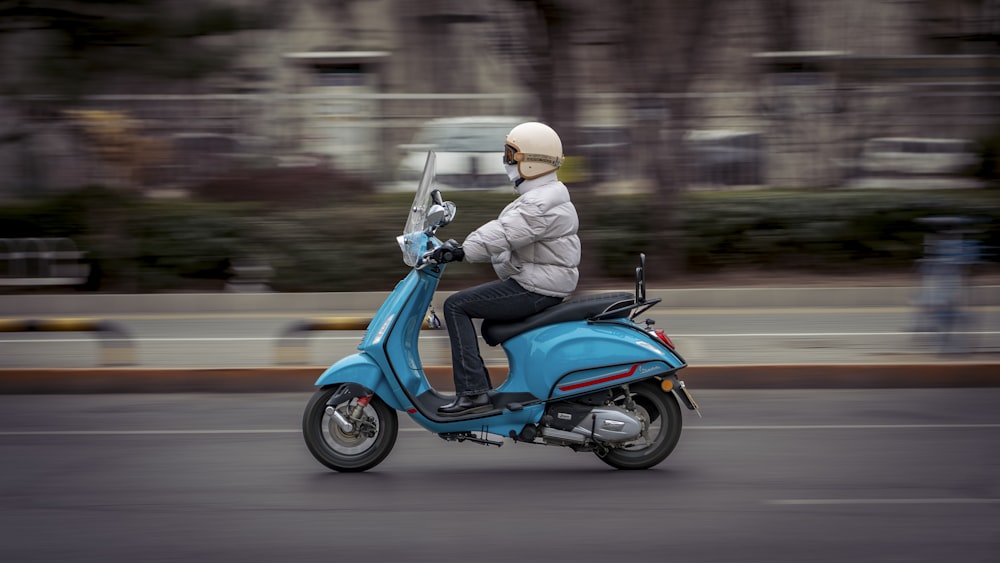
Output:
top-left (654, 328), bottom-right (676, 350)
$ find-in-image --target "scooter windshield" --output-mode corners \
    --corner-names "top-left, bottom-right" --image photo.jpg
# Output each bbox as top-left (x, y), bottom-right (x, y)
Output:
top-left (398, 151), bottom-right (437, 267)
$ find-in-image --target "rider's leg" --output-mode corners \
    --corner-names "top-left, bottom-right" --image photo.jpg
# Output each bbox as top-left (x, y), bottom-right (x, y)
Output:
top-left (441, 279), bottom-right (561, 413)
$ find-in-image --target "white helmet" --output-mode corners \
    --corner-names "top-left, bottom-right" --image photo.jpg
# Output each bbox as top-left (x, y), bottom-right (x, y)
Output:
top-left (503, 122), bottom-right (564, 180)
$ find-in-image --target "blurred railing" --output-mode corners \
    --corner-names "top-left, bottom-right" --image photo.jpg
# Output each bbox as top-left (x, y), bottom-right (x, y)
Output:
top-left (0, 238), bottom-right (90, 288)
top-left (0, 317), bottom-right (134, 366)
top-left (2, 86), bottom-right (996, 196)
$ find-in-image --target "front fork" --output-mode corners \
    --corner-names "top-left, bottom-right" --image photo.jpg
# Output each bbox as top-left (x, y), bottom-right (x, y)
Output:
top-left (325, 396), bottom-right (372, 433)
top-left (325, 382), bottom-right (376, 436)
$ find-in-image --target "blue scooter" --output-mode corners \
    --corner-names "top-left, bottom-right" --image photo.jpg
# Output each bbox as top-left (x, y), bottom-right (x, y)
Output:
top-left (302, 152), bottom-right (699, 472)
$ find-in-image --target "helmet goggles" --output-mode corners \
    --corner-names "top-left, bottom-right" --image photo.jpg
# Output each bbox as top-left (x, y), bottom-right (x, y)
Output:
top-left (503, 143), bottom-right (519, 166)
top-left (504, 143), bottom-right (561, 167)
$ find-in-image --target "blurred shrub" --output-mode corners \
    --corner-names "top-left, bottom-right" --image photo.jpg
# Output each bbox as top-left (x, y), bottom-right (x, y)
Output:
top-left (1, 187), bottom-right (997, 292)
top-left (673, 190), bottom-right (998, 274)
top-left (245, 192), bottom-right (512, 292)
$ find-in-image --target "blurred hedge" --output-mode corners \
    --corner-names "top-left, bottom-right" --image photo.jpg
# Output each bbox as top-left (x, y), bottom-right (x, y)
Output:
top-left (1, 186), bottom-right (997, 292)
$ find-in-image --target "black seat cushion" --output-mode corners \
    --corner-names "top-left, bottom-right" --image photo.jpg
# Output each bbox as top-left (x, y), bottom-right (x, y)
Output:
top-left (481, 292), bottom-right (634, 346)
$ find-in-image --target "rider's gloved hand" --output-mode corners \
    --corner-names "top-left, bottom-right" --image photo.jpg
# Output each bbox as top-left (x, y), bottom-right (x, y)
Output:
top-left (431, 239), bottom-right (464, 263)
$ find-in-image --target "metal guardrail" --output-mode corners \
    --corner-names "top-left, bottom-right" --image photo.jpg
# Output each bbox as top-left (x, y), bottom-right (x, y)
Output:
top-left (0, 238), bottom-right (90, 288)
top-left (0, 318), bottom-right (134, 366)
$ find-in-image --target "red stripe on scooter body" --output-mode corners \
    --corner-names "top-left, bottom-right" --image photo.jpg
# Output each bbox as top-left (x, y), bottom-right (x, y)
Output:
top-left (558, 363), bottom-right (639, 392)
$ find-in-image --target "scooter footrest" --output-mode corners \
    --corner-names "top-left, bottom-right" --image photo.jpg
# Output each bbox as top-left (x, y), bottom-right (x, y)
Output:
top-left (438, 432), bottom-right (503, 447)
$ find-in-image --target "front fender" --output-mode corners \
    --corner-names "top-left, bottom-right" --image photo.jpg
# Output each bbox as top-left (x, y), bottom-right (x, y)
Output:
top-left (314, 353), bottom-right (403, 411)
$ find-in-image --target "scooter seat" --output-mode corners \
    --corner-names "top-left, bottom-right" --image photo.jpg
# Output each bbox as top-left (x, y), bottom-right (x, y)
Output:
top-left (481, 291), bottom-right (635, 346)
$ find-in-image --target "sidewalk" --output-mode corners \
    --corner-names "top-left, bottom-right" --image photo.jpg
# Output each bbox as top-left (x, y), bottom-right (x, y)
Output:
top-left (2, 278), bottom-right (998, 392)
top-left (3, 285), bottom-right (999, 315)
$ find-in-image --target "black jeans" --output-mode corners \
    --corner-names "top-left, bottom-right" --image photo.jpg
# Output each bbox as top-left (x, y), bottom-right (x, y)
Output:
top-left (443, 278), bottom-right (563, 396)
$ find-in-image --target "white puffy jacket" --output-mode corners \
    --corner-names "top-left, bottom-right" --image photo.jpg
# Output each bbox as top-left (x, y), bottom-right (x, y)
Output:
top-left (461, 172), bottom-right (581, 297)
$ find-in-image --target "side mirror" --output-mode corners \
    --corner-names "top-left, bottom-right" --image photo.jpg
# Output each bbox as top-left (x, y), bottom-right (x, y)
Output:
top-left (426, 201), bottom-right (457, 231)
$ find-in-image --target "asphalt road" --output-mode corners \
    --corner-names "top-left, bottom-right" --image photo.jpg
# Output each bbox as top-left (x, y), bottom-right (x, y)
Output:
top-left (1, 389), bottom-right (997, 562)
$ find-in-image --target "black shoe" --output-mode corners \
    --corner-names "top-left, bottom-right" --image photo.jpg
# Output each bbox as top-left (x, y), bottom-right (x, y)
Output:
top-left (438, 393), bottom-right (492, 416)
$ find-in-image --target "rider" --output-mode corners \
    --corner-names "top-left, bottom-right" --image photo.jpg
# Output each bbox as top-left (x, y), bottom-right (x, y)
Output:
top-left (432, 122), bottom-right (581, 416)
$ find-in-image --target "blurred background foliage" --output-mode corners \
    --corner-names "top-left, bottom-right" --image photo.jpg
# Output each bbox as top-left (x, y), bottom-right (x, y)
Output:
top-left (0, 0), bottom-right (282, 93)
top-left (1, 184), bottom-right (996, 292)
top-left (2, 0), bottom-right (1000, 292)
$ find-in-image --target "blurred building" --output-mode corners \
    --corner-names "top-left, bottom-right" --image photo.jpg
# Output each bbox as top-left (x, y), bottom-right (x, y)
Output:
top-left (0, 0), bottom-right (997, 197)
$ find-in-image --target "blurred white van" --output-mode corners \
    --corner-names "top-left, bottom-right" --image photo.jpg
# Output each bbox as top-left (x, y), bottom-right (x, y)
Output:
top-left (850, 137), bottom-right (980, 188)
top-left (388, 116), bottom-right (532, 192)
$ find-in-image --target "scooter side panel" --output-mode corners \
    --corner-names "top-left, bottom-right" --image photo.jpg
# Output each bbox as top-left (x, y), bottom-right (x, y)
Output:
top-left (374, 268), bottom-right (442, 400)
top-left (359, 268), bottom-right (433, 351)
top-left (314, 353), bottom-right (405, 411)
top-left (499, 320), bottom-right (685, 399)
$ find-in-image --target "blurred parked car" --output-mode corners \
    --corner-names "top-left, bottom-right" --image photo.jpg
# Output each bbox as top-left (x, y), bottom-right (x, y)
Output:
top-left (848, 137), bottom-right (980, 189)
top-left (577, 126), bottom-right (632, 183)
top-left (684, 130), bottom-right (765, 186)
top-left (391, 116), bottom-right (532, 191)
top-left (860, 137), bottom-right (977, 175)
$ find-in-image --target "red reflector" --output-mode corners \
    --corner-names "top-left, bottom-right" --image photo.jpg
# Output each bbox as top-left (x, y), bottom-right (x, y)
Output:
top-left (654, 329), bottom-right (675, 350)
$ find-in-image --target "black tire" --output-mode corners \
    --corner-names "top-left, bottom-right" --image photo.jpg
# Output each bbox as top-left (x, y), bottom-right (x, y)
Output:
top-left (302, 386), bottom-right (398, 472)
top-left (598, 380), bottom-right (683, 470)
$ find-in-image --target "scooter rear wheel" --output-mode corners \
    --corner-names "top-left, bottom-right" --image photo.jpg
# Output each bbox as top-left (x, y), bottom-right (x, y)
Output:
top-left (303, 386), bottom-right (398, 472)
top-left (598, 380), bottom-right (682, 470)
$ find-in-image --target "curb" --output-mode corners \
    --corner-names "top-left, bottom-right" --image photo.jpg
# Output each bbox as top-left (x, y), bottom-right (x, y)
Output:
top-left (0, 363), bottom-right (997, 393)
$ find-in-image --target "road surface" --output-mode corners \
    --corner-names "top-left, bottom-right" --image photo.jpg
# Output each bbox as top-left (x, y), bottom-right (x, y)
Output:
top-left (1, 389), bottom-right (997, 562)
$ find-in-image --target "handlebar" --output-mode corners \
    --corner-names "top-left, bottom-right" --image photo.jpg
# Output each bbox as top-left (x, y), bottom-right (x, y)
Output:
top-left (417, 238), bottom-right (462, 270)
top-left (416, 238), bottom-right (444, 270)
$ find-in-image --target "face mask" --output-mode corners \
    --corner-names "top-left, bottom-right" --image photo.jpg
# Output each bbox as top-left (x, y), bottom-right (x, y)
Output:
top-left (505, 163), bottom-right (521, 184)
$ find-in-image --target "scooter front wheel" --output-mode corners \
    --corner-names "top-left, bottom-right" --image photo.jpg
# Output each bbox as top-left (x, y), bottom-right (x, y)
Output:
top-left (302, 386), bottom-right (398, 472)
top-left (598, 380), bottom-right (682, 470)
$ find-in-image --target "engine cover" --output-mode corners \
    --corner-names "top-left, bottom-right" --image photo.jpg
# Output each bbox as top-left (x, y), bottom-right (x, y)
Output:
top-left (573, 405), bottom-right (643, 442)
top-left (542, 403), bottom-right (644, 444)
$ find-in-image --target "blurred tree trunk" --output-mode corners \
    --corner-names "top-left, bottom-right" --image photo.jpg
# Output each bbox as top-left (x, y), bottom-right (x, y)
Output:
top-left (497, 0), bottom-right (598, 280)
top-left (762, 0), bottom-right (799, 53)
top-left (508, 0), bottom-right (580, 149)
top-left (496, 0), bottom-right (720, 284)
top-left (619, 0), bottom-right (717, 282)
